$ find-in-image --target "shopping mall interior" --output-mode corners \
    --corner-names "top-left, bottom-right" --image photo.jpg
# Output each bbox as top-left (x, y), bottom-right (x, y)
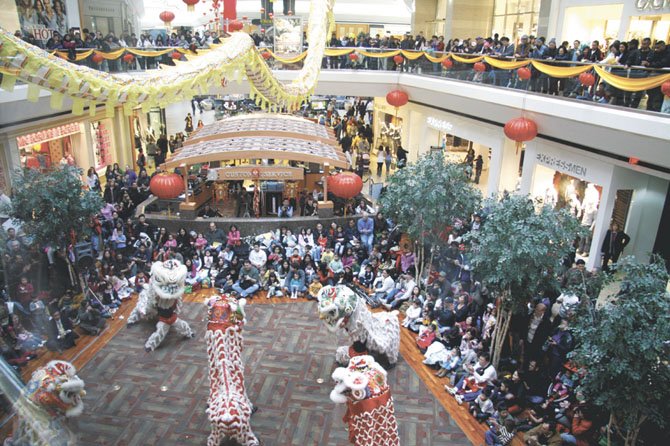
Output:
top-left (0, 1), bottom-right (668, 445)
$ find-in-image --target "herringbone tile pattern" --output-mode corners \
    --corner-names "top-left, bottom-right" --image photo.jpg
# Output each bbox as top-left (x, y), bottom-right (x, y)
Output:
top-left (71, 302), bottom-right (470, 445)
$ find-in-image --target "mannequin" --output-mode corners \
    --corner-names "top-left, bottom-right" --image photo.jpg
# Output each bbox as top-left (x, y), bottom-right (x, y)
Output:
top-left (567, 192), bottom-right (582, 218)
top-left (544, 186), bottom-right (558, 208)
top-left (578, 184), bottom-right (600, 255)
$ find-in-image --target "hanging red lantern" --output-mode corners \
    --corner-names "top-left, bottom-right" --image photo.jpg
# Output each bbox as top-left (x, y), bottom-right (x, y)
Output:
top-left (504, 117), bottom-right (538, 154)
top-left (327, 173), bottom-right (363, 199)
top-left (150, 173), bottom-right (185, 199)
top-left (242, 16), bottom-right (248, 20)
top-left (349, 53), bottom-right (358, 61)
top-left (229, 20), bottom-right (244, 32)
top-left (579, 72), bottom-right (595, 86)
top-left (661, 80), bottom-right (670, 97)
top-left (261, 51), bottom-right (271, 60)
top-left (393, 54), bottom-right (404, 65)
top-left (473, 62), bottom-right (486, 72)
top-left (517, 67), bottom-right (531, 80)
top-left (386, 90), bottom-right (409, 108)
top-left (441, 58), bottom-right (453, 69)
top-left (91, 53), bottom-right (104, 64)
top-left (171, 51), bottom-right (182, 60)
top-left (159, 10), bottom-right (175, 27)
top-left (122, 53), bottom-right (134, 63)
top-left (182, 0), bottom-right (199, 12)
top-left (628, 157), bottom-right (640, 165)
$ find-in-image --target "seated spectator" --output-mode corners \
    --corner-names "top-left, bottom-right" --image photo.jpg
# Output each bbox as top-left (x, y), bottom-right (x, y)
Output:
top-left (308, 277), bottom-right (323, 300)
top-left (383, 273), bottom-right (415, 310)
top-left (248, 242), bottom-right (267, 271)
top-left (470, 387), bottom-right (495, 421)
top-left (287, 271), bottom-right (306, 299)
top-left (278, 199), bottom-right (294, 218)
top-left (198, 203), bottom-right (222, 218)
top-left (226, 224), bottom-right (241, 247)
top-left (46, 311), bottom-right (76, 352)
top-left (78, 302), bottom-right (107, 336)
top-left (446, 352), bottom-right (497, 405)
top-left (232, 260), bottom-right (260, 298)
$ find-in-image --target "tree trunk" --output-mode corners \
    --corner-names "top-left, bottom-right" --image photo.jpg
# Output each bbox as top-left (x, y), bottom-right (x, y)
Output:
top-left (624, 415), bottom-right (646, 446)
top-left (490, 292), bottom-right (512, 369)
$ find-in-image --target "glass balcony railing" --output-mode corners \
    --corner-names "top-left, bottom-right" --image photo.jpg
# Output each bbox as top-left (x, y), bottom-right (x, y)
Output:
top-left (34, 47), bottom-right (670, 115)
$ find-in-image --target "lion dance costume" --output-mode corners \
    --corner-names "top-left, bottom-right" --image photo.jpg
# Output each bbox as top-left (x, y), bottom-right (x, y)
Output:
top-left (6, 360), bottom-right (86, 446)
top-left (205, 294), bottom-right (259, 446)
top-left (330, 355), bottom-right (400, 446)
top-left (127, 259), bottom-right (194, 351)
top-left (317, 285), bottom-right (400, 367)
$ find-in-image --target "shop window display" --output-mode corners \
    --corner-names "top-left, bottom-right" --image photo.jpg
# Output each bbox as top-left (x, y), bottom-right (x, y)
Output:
top-left (91, 121), bottom-right (112, 170)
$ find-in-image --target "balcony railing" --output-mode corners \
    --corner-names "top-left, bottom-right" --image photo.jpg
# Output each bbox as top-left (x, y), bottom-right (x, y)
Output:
top-left (41, 46), bottom-right (670, 115)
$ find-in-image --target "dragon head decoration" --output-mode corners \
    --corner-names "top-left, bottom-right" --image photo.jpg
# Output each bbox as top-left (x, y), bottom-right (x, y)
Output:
top-left (330, 355), bottom-right (389, 404)
top-left (150, 259), bottom-right (187, 301)
top-left (205, 294), bottom-right (247, 332)
top-left (317, 285), bottom-right (359, 332)
top-left (23, 360), bottom-right (86, 418)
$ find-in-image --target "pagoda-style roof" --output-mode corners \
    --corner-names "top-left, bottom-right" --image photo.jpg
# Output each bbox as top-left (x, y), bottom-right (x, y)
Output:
top-left (162, 114), bottom-right (347, 169)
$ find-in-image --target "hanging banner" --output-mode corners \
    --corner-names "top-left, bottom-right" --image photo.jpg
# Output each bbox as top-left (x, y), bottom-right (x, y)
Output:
top-left (15, 0), bottom-right (69, 43)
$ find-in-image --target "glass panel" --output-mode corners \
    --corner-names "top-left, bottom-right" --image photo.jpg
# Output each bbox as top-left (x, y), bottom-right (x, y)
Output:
top-left (518, 0), bottom-right (534, 14)
top-left (493, 16), bottom-right (506, 36)
top-left (494, 0), bottom-right (508, 16)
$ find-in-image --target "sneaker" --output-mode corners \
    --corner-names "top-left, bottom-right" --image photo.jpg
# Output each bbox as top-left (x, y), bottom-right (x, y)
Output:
top-left (455, 395), bottom-right (464, 405)
top-left (445, 385), bottom-right (457, 395)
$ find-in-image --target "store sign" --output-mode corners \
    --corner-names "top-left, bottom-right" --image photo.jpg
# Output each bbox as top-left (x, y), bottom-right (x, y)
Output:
top-left (536, 153), bottom-right (588, 177)
top-left (635, 0), bottom-right (670, 11)
top-left (17, 123), bottom-right (81, 149)
top-left (427, 117), bottom-right (454, 133)
top-left (214, 166), bottom-right (304, 181)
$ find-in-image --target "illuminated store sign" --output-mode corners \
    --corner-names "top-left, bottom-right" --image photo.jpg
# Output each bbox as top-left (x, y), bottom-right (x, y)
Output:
top-left (426, 117), bottom-right (454, 133)
top-left (17, 123), bottom-right (82, 149)
top-left (536, 153), bottom-right (588, 177)
top-left (635, 0), bottom-right (670, 11)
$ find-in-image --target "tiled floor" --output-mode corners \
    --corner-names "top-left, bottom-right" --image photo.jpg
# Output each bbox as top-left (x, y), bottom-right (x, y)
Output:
top-left (70, 301), bottom-right (470, 446)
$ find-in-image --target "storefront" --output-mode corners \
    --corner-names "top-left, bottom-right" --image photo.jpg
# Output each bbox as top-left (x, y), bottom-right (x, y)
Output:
top-left (550, 0), bottom-right (670, 44)
top-left (520, 138), bottom-right (668, 269)
top-left (16, 122), bottom-right (84, 171)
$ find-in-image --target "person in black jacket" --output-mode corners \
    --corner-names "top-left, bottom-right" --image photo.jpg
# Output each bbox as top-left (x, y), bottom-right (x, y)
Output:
top-left (600, 223), bottom-right (630, 272)
top-left (642, 40), bottom-right (670, 112)
top-left (521, 302), bottom-right (553, 363)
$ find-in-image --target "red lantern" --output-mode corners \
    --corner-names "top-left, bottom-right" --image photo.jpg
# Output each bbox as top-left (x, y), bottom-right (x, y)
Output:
top-left (504, 117), bottom-right (538, 154)
top-left (628, 157), bottom-right (640, 165)
top-left (386, 90), bottom-right (409, 108)
top-left (150, 173), bottom-right (185, 199)
top-left (261, 51), bottom-right (271, 60)
top-left (393, 54), bottom-right (404, 65)
top-left (159, 10), bottom-right (175, 27)
top-left (183, 0), bottom-right (199, 12)
top-left (327, 173), bottom-right (363, 199)
top-left (229, 20), bottom-right (244, 32)
top-left (661, 80), bottom-right (670, 97)
top-left (517, 67), bottom-right (531, 80)
top-left (91, 53), bottom-right (104, 64)
top-left (473, 62), bottom-right (486, 72)
top-left (171, 51), bottom-right (182, 60)
top-left (579, 72), bottom-right (595, 86)
top-left (123, 53), bottom-right (134, 63)
top-left (441, 58), bottom-right (453, 69)
top-left (349, 53), bottom-right (358, 61)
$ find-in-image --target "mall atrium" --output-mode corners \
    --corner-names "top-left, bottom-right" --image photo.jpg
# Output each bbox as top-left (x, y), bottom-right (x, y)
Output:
top-left (0, 1), bottom-right (668, 445)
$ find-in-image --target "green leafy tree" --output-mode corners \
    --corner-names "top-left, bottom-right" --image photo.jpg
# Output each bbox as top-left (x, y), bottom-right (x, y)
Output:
top-left (6, 166), bottom-right (104, 249)
top-left (570, 256), bottom-right (670, 446)
top-left (467, 194), bottom-right (583, 367)
top-left (379, 151), bottom-right (481, 280)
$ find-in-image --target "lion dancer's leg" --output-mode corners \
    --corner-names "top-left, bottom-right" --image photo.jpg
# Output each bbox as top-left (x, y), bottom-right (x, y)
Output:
top-left (207, 426), bottom-right (222, 446)
top-left (172, 318), bottom-right (194, 338)
top-left (145, 321), bottom-right (170, 352)
top-left (235, 424), bottom-right (260, 446)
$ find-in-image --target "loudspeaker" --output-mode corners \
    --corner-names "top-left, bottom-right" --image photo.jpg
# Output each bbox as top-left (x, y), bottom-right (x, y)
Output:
top-left (74, 242), bottom-right (95, 269)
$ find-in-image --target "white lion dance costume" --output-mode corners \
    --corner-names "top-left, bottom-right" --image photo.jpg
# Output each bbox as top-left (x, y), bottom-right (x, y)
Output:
top-left (330, 355), bottom-right (400, 446)
top-left (317, 285), bottom-right (400, 367)
top-left (127, 259), bottom-right (194, 351)
top-left (205, 294), bottom-right (259, 446)
top-left (6, 360), bottom-right (86, 446)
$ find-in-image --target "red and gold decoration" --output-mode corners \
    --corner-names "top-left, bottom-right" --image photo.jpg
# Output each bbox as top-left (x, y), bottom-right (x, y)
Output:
top-left (150, 173), bottom-right (185, 199)
top-left (662, 80), bottom-right (670, 97)
top-left (441, 58), bottom-right (453, 69)
top-left (171, 51), bottom-right (182, 60)
top-left (473, 62), bottom-right (486, 72)
top-left (122, 53), bottom-right (134, 64)
top-left (504, 117), bottom-right (538, 154)
top-left (393, 55), bottom-right (403, 65)
top-left (385, 90), bottom-right (408, 108)
top-left (159, 10), bottom-right (175, 27)
top-left (229, 20), bottom-right (244, 32)
top-left (579, 72), bottom-right (595, 87)
top-left (328, 172), bottom-right (363, 199)
top-left (182, 0), bottom-right (199, 12)
top-left (349, 53), bottom-right (359, 61)
top-left (517, 67), bottom-right (531, 80)
top-left (91, 53), bottom-right (104, 64)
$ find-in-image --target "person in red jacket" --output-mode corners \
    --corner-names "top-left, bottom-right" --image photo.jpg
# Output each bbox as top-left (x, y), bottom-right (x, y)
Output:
top-left (561, 406), bottom-right (594, 446)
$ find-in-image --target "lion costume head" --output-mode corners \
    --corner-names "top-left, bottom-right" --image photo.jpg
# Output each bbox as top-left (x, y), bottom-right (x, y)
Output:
top-left (23, 360), bottom-right (86, 418)
top-left (317, 285), bottom-right (359, 332)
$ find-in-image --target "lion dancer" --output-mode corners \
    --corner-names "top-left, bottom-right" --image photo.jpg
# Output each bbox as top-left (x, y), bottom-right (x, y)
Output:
top-left (127, 260), bottom-right (194, 352)
top-left (330, 355), bottom-right (400, 446)
top-left (205, 294), bottom-right (258, 446)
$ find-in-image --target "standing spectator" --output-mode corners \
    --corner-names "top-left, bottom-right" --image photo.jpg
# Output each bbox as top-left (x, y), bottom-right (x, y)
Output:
top-left (357, 213), bottom-right (374, 253)
top-left (600, 222), bottom-right (630, 271)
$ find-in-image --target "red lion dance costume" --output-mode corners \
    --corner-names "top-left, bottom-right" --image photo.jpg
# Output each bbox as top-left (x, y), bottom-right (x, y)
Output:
top-left (330, 355), bottom-right (400, 446)
top-left (205, 294), bottom-right (259, 446)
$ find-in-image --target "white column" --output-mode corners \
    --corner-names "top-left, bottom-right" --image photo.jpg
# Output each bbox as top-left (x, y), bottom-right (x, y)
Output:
top-left (498, 138), bottom-right (522, 193)
top-left (588, 183), bottom-right (617, 270)
top-left (485, 136), bottom-right (507, 198)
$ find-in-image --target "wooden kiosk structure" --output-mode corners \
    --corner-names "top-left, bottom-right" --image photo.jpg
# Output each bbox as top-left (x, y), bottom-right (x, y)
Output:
top-left (162, 114), bottom-right (348, 218)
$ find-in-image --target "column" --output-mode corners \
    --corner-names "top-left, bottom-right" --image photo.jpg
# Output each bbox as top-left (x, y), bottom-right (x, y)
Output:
top-left (588, 183), bottom-right (617, 270)
top-left (485, 136), bottom-right (512, 197)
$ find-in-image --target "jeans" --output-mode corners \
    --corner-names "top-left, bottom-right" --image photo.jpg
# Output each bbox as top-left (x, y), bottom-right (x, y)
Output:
top-left (360, 233), bottom-right (373, 252)
top-left (560, 433), bottom-right (577, 445)
top-left (232, 282), bottom-right (259, 298)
